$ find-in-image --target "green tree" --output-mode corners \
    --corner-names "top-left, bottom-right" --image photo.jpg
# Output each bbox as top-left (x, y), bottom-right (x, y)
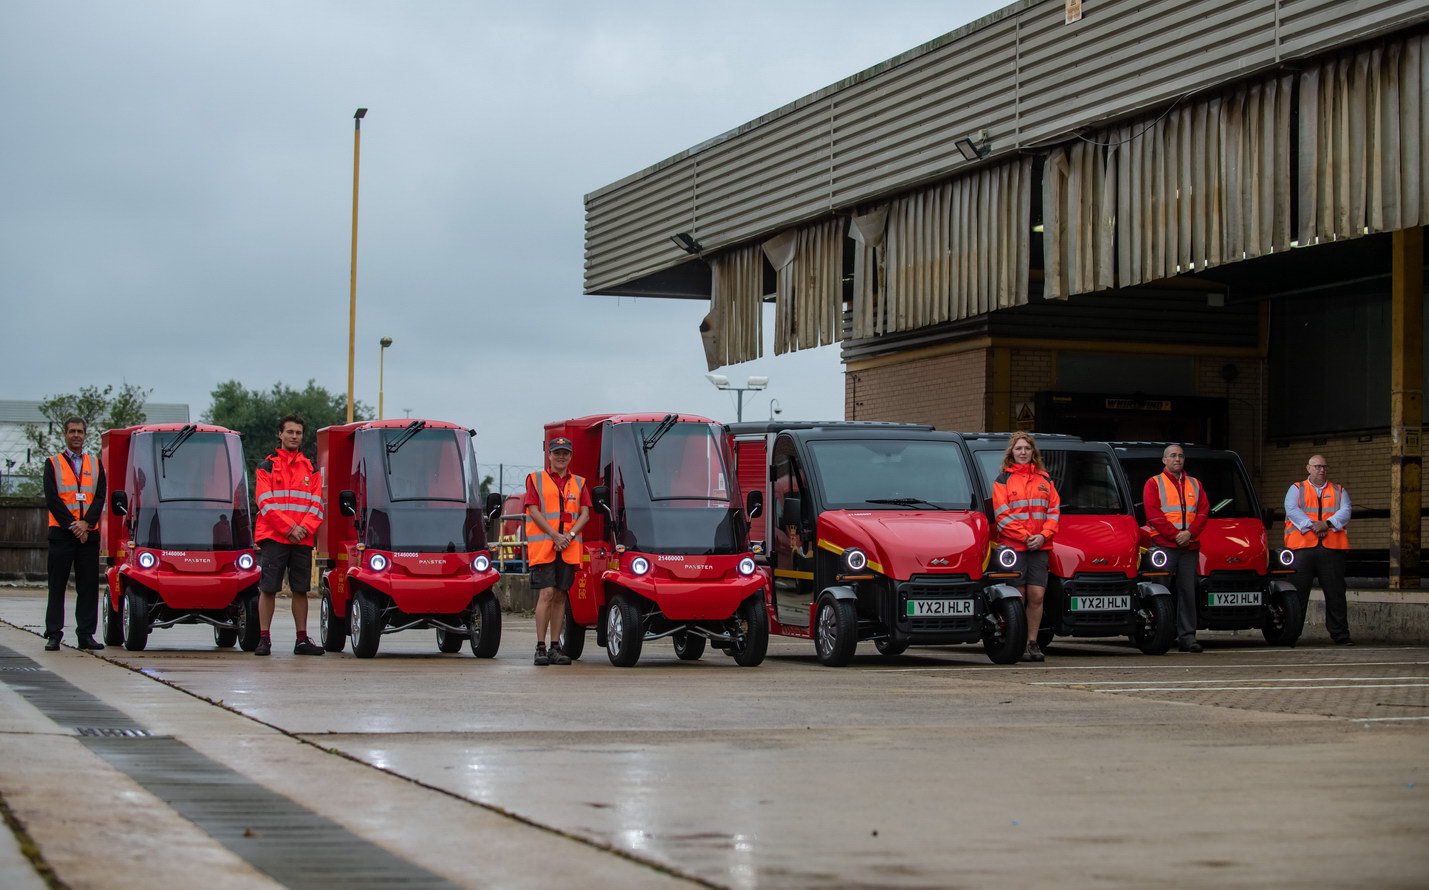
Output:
top-left (204, 379), bottom-right (371, 474)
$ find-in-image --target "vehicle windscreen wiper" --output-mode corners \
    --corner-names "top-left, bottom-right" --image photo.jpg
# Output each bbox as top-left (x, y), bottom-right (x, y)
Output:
top-left (641, 414), bottom-right (679, 459)
top-left (864, 497), bottom-right (947, 511)
top-left (386, 420), bottom-right (425, 455)
top-left (159, 424), bottom-right (198, 476)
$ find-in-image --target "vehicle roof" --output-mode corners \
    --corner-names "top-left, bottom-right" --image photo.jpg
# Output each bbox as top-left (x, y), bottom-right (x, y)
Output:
top-left (728, 420), bottom-right (933, 436)
top-left (1107, 441), bottom-right (1241, 458)
top-left (319, 419), bottom-right (472, 434)
top-left (107, 422), bottom-right (237, 436)
top-left (560, 412), bottom-right (716, 430)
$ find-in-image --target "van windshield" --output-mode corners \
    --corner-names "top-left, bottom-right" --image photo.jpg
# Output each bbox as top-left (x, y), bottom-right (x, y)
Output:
top-left (1119, 454), bottom-right (1260, 518)
top-left (973, 449), bottom-right (1130, 515)
top-left (359, 427), bottom-right (487, 552)
top-left (806, 439), bottom-right (975, 510)
top-left (127, 430), bottom-right (253, 550)
top-left (605, 421), bottom-right (745, 554)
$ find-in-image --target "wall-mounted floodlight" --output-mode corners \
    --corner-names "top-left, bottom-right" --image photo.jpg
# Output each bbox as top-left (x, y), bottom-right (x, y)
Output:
top-left (954, 130), bottom-right (991, 161)
top-left (671, 232), bottom-right (704, 254)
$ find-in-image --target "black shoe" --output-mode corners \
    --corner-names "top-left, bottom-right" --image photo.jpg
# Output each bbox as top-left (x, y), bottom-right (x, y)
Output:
top-left (77, 636), bottom-right (105, 651)
top-left (534, 645), bottom-right (549, 666)
top-left (44, 636), bottom-right (61, 652)
top-left (1333, 637), bottom-right (1356, 646)
top-left (294, 638), bottom-right (325, 656)
top-left (1178, 640), bottom-right (1204, 653)
top-left (1025, 642), bottom-right (1045, 662)
top-left (549, 642), bottom-right (571, 665)
top-left (254, 637), bottom-right (272, 656)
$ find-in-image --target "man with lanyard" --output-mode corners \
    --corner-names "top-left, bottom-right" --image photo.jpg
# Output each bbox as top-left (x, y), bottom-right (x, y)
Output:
top-left (1284, 454), bottom-right (1354, 645)
top-left (1143, 444), bottom-right (1209, 653)
top-left (43, 417), bottom-right (106, 651)
top-left (523, 437), bottom-right (590, 666)
top-left (253, 414), bottom-right (325, 656)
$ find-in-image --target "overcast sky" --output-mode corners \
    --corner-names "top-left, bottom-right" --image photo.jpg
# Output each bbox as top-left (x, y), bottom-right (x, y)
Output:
top-left (1, 0), bottom-right (1006, 487)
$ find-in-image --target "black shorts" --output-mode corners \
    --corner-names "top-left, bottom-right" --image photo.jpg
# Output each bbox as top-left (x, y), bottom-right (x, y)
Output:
top-left (1020, 549), bottom-right (1049, 587)
top-left (530, 560), bottom-right (575, 592)
top-left (259, 540), bottom-right (314, 594)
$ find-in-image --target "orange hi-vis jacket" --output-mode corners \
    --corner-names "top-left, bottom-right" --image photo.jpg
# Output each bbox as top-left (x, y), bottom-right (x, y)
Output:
top-left (525, 470), bottom-right (585, 566)
top-left (253, 448), bottom-right (323, 545)
top-left (992, 462), bottom-right (1061, 550)
top-left (1284, 480), bottom-right (1349, 550)
top-left (1143, 471), bottom-right (1208, 548)
top-left (48, 453), bottom-right (101, 527)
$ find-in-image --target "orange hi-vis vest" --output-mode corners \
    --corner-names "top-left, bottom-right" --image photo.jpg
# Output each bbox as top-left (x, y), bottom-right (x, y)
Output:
top-left (1153, 472), bottom-right (1202, 529)
top-left (525, 471), bottom-right (584, 566)
top-left (49, 453), bottom-right (100, 527)
top-left (1284, 480), bottom-right (1349, 550)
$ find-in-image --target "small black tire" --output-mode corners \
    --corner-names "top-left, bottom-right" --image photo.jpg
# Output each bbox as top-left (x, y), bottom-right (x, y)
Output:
top-left (729, 595), bottom-right (769, 667)
top-left (1133, 595), bottom-right (1176, 655)
top-left (605, 595), bottom-right (644, 667)
top-left (101, 594), bottom-right (124, 646)
top-left (559, 599), bottom-right (585, 660)
top-left (214, 625), bottom-right (238, 648)
top-left (436, 627), bottom-right (464, 653)
top-left (673, 631), bottom-right (706, 661)
top-left (982, 596), bottom-right (1027, 665)
top-left (237, 592), bottom-right (261, 651)
top-left (350, 591), bottom-right (383, 659)
top-left (319, 586), bottom-right (347, 653)
top-left (874, 637), bottom-right (909, 657)
top-left (1036, 626), bottom-right (1055, 649)
top-left (468, 594), bottom-right (501, 658)
top-left (814, 596), bottom-right (857, 667)
top-left (1261, 589), bottom-right (1305, 647)
top-left (122, 589), bottom-right (150, 652)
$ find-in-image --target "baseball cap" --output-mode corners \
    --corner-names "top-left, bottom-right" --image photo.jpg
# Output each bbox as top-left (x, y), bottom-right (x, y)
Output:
top-left (548, 437), bottom-right (573, 453)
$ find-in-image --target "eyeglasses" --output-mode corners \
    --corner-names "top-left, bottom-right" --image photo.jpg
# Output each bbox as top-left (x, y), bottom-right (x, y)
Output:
top-left (1309, 464), bottom-right (1328, 469)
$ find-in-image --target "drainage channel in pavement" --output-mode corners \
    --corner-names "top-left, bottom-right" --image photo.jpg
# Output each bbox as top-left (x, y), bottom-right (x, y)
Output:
top-left (0, 645), bottom-right (460, 889)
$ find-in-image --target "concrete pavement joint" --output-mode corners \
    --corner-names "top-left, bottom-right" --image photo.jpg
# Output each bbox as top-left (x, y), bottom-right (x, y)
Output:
top-left (0, 789), bottom-right (62, 890)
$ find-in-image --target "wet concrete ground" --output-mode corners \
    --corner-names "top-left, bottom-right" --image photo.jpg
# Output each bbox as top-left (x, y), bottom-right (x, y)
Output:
top-left (1, 587), bottom-right (1426, 888)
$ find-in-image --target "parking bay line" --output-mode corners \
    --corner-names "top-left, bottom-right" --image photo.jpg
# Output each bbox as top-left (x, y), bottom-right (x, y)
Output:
top-left (869, 659), bottom-right (1429, 674)
top-left (1078, 683), bottom-right (1429, 693)
top-left (1032, 676), bottom-right (1429, 686)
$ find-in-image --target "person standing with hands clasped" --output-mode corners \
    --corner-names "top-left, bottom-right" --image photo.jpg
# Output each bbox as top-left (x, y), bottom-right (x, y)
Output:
top-left (1143, 444), bottom-right (1209, 653)
top-left (253, 414), bottom-right (325, 656)
top-left (991, 432), bottom-right (1060, 662)
top-left (1285, 454), bottom-right (1354, 645)
top-left (524, 437), bottom-right (590, 666)
top-left (43, 417), bottom-right (106, 651)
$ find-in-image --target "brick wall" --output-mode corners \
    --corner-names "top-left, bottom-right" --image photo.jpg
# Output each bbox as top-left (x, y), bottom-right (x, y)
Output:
top-left (846, 348), bottom-right (989, 430)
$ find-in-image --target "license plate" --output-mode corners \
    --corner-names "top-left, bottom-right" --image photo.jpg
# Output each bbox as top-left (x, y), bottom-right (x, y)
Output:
top-left (907, 598), bottom-right (974, 617)
top-left (1068, 595), bottom-right (1130, 611)
top-left (1209, 591), bottom-right (1261, 607)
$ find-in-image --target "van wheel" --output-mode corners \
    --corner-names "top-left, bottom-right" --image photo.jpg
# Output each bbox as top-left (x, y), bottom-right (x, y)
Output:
top-left (1261, 590), bottom-right (1305, 647)
top-left (673, 631), bottom-right (706, 661)
top-left (1036, 626), bottom-right (1055, 649)
top-left (350, 592), bottom-right (382, 658)
top-left (982, 596), bottom-right (1026, 665)
top-left (122, 590), bottom-right (150, 652)
top-left (436, 627), bottom-right (465, 653)
top-left (102, 594), bottom-right (124, 646)
top-left (605, 595), bottom-right (643, 667)
top-left (237, 593), bottom-right (261, 651)
top-left (468, 594), bottom-right (501, 658)
top-left (320, 585), bottom-right (347, 653)
top-left (559, 600), bottom-right (585, 660)
top-left (729, 595), bottom-right (769, 667)
top-left (213, 625), bottom-right (238, 648)
top-left (1133, 595), bottom-right (1175, 655)
top-left (814, 596), bottom-right (857, 667)
top-left (874, 637), bottom-right (909, 656)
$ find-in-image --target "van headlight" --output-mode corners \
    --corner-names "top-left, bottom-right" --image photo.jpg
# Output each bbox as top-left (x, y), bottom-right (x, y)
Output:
top-left (844, 548), bottom-right (868, 572)
top-left (1278, 549), bottom-right (1295, 568)
top-left (630, 556), bottom-right (650, 576)
top-left (1150, 549), bottom-right (1169, 569)
top-left (368, 553), bottom-right (388, 572)
top-left (997, 547), bottom-right (1019, 569)
top-left (738, 556), bottom-right (756, 576)
top-left (472, 554), bottom-right (491, 573)
top-left (136, 551), bottom-right (157, 569)
top-left (236, 552), bottom-right (255, 571)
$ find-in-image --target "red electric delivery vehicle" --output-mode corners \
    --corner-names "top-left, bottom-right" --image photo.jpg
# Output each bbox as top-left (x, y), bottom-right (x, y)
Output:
top-left (551, 413), bottom-right (768, 668)
top-left (315, 419), bottom-right (502, 658)
top-left (99, 423), bottom-right (261, 651)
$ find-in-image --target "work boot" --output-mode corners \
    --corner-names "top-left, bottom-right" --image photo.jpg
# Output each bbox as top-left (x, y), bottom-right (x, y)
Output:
top-left (294, 638), bottom-right (325, 656)
top-left (533, 644), bottom-right (550, 666)
top-left (44, 634), bottom-right (61, 652)
top-left (254, 636), bottom-right (272, 656)
top-left (548, 642), bottom-right (571, 665)
top-left (1024, 641), bottom-right (1045, 662)
top-left (77, 636), bottom-right (105, 651)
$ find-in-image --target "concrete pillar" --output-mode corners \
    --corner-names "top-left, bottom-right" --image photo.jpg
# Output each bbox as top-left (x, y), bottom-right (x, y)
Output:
top-left (1389, 227), bottom-right (1423, 589)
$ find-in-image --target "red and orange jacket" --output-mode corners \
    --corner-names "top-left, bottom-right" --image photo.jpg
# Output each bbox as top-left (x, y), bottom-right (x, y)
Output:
top-left (254, 448), bottom-right (323, 546)
top-left (1142, 471), bottom-right (1208, 549)
top-left (992, 463), bottom-right (1061, 550)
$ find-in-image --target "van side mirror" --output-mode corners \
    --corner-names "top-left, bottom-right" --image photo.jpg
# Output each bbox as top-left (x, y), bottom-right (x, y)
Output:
top-left (745, 489), bottom-right (763, 519)
top-left (339, 490), bottom-right (358, 518)
top-left (592, 485), bottom-right (610, 511)
top-left (484, 491), bottom-right (504, 522)
top-left (1133, 502), bottom-right (1146, 525)
top-left (780, 494), bottom-right (803, 528)
top-left (110, 490), bottom-right (128, 517)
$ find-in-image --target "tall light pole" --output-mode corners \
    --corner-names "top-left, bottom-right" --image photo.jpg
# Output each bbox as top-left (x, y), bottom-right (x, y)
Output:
top-left (706, 374), bottom-right (769, 422)
top-left (378, 336), bottom-right (393, 419)
top-left (346, 107), bottom-right (368, 423)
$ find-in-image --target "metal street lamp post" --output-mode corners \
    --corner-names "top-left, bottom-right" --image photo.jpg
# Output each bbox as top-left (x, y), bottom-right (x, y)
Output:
top-left (705, 374), bottom-right (769, 422)
top-left (378, 336), bottom-right (393, 419)
top-left (346, 107), bottom-right (368, 423)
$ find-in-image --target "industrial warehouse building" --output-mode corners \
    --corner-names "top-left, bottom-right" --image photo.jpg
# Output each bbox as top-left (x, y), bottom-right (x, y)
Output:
top-left (583, 0), bottom-right (1429, 585)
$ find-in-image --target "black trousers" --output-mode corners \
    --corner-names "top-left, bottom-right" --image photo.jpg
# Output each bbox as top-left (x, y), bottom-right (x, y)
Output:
top-left (46, 528), bottom-right (101, 640)
top-left (1291, 545), bottom-right (1350, 641)
top-left (1163, 547), bottom-right (1200, 644)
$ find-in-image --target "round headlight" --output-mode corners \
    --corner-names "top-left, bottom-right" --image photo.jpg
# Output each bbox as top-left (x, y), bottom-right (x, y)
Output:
top-left (738, 556), bottom-right (756, 576)
top-left (472, 554), bottom-right (491, 573)
top-left (844, 548), bottom-right (868, 572)
top-left (1150, 549), bottom-right (1169, 569)
top-left (997, 547), bottom-right (1019, 569)
top-left (1278, 549), bottom-right (1295, 567)
top-left (136, 551), bottom-right (157, 569)
top-left (630, 556), bottom-right (650, 576)
top-left (237, 552), bottom-right (255, 571)
top-left (368, 553), bottom-right (388, 572)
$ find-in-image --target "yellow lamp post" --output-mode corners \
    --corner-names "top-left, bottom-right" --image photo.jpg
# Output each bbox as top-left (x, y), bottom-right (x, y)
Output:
top-left (346, 107), bottom-right (368, 423)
